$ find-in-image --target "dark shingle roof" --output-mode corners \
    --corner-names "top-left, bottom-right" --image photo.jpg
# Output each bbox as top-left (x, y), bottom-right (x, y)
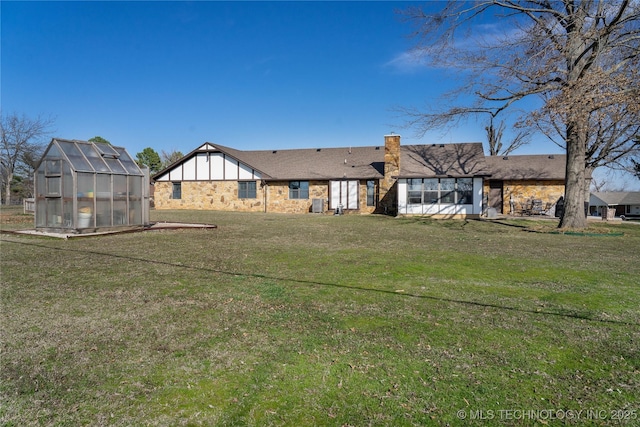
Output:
top-left (590, 192), bottom-right (640, 206)
top-left (219, 142), bottom-right (490, 181)
top-left (400, 143), bottom-right (490, 178)
top-left (484, 154), bottom-right (566, 180)
top-left (214, 144), bottom-right (385, 181)
top-left (152, 141), bottom-right (493, 182)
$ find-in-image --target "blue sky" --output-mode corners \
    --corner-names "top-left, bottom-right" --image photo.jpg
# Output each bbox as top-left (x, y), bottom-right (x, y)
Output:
top-left (2, 1), bottom-right (637, 189)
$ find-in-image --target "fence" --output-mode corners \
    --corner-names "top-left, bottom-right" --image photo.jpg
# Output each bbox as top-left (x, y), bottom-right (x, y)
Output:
top-left (23, 198), bottom-right (35, 214)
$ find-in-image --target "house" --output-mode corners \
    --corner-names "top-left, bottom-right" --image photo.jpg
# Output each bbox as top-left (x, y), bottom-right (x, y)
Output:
top-left (153, 141), bottom-right (383, 214)
top-left (483, 154), bottom-right (567, 215)
top-left (589, 192), bottom-right (640, 219)
top-left (152, 135), bottom-right (567, 218)
top-left (153, 135), bottom-right (494, 218)
top-left (34, 138), bottom-right (150, 232)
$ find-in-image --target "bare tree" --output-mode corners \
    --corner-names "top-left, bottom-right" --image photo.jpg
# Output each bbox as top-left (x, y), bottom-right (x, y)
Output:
top-left (400, 1), bottom-right (640, 229)
top-left (535, 75), bottom-right (640, 196)
top-left (17, 144), bottom-right (45, 199)
top-left (160, 149), bottom-right (184, 169)
top-left (1, 112), bottom-right (55, 205)
top-left (485, 116), bottom-right (530, 156)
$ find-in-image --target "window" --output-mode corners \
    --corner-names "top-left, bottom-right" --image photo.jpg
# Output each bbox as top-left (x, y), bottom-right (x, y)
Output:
top-left (45, 160), bottom-right (61, 176)
top-left (456, 178), bottom-right (473, 204)
top-left (407, 179), bottom-right (423, 204)
top-left (238, 181), bottom-right (257, 199)
top-left (422, 179), bottom-right (439, 204)
top-left (289, 181), bottom-right (309, 199)
top-left (440, 178), bottom-right (455, 204)
top-left (407, 178), bottom-right (474, 204)
top-left (172, 182), bottom-right (182, 199)
top-left (366, 180), bottom-right (376, 206)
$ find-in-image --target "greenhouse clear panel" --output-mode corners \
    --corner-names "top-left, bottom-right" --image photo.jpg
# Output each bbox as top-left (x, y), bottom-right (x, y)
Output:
top-left (45, 143), bottom-right (63, 160)
top-left (57, 141), bottom-right (93, 171)
top-left (129, 176), bottom-right (142, 225)
top-left (96, 174), bottom-right (112, 227)
top-left (77, 172), bottom-right (95, 227)
top-left (62, 163), bottom-right (74, 227)
top-left (46, 198), bottom-right (62, 227)
top-left (104, 157), bottom-right (126, 174)
top-left (113, 175), bottom-right (128, 225)
top-left (79, 144), bottom-right (110, 172)
top-left (114, 147), bottom-right (144, 175)
top-left (35, 169), bottom-right (46, 227)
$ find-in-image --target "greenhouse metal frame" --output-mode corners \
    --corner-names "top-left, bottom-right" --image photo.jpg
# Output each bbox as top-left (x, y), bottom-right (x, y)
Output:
top-left (34, 138), bottom-right (150, 233)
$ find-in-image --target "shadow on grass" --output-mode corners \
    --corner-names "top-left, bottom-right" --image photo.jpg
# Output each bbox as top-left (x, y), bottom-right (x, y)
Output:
top-left (4, 238), bottom-right (637, 327)
top-left (471, 218), bottom-right (534, 230)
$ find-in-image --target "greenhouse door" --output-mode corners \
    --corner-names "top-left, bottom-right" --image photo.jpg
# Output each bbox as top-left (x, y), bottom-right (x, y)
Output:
top-left (330, 180), bottom-right (359, 210)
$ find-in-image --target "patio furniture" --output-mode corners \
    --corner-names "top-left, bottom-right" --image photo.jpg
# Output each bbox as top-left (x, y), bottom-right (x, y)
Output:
top-left (518, 201), bottom-right (531, 216)
top-left (531, 199), bottom-right (544, 215)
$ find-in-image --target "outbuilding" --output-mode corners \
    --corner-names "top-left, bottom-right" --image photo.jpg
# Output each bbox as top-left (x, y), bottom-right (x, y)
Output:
top-left (34, 138), bottom-right (150, 233)
top-left (589, 192), bottom-right (640, 219)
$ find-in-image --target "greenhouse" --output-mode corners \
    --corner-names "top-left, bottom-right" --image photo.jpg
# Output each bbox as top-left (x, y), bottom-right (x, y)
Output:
top-left (34, 138), bottom-right (150, 233)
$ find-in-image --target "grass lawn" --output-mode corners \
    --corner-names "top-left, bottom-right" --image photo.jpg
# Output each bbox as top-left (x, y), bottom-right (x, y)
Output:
top-left (1, 207), bottom-right (639, 426)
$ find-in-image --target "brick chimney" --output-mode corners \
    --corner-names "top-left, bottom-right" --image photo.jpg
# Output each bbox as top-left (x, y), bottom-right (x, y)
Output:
top-left (379, 134), bottom-right (400, 214)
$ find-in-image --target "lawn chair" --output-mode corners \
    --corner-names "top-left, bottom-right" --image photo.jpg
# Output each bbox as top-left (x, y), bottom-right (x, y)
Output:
top-left (518, 201), bottom-right (530, 216)
top-left (531, 199), bottom-right (543, 215)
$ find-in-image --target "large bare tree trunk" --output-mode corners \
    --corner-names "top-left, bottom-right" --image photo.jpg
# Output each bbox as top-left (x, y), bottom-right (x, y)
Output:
top-left (560, 122), bottom-right (587, 228)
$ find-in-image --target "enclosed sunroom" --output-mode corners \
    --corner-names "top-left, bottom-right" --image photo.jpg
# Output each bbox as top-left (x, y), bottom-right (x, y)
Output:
top-left (34, 138), bottom-right (150, 233)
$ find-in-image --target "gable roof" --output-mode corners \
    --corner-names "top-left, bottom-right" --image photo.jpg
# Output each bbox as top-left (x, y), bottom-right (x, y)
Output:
top-left (213, 143), bottom-right (385, 181)
top-left (400, 143), bottom-right (490, 178)
top-left (152, 141), bottom-right (492, 182)
top-left (39, 138), bottom-right (144, 176)
top-left (590, 191), bottom-right (640, 206)
top-left (484, 154), bottom-right (566, 180)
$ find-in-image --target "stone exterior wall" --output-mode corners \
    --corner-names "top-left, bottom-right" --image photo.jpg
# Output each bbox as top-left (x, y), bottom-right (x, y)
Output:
top-left (155, 179), bottom-right (379, 214)
top-left (154, 181), bottom-right (266, 211)
top-left (483, 180), bottom-right (565, 214)
top-left (358, 181), bottom-right (377, 214)
top-left (264, 180), bottom-right (328, 214)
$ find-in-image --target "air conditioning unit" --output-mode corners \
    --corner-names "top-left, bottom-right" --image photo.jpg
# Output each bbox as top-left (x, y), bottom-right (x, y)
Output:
top-left (312, 198), bottom-right (324, 213)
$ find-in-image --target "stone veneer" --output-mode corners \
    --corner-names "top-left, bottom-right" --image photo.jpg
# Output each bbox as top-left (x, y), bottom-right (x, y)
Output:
top-left (155, 180), bottom-right (378, 214)
top-left (154, 181), bottom-right (265, 211)
top-left (484, 180), bottom-right (565, 214)
top-left (379, 134), bottom-right (401, 214)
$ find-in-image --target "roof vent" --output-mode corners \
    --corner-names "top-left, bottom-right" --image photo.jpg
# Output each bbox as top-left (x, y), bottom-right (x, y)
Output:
top-left (272, 150), bottom-right (277, 154)
top-left (316, 148), bottom-right (321, 152)
top-left (95, 142), bottom-right (120, 159)
top-left (549, 155), bottom-right (555, 159)
top-left (439, 144), bottom-right (445, 148)
top-left (503, 156), bottom-right (509, 160)
top-left (375, 146), bottom-right (380, 150)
